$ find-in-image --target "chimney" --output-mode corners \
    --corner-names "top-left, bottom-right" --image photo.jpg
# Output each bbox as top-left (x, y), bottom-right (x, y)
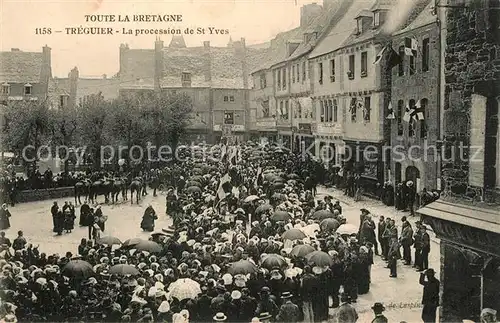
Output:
top-left (203, 41), bottom-right (212, 82)
top-left (300, 3), bottom-right (322, 28)
top-left (119, 43), bottom-right (129, 77)
top-left (239, 38), bottom-right (248, 90)
top-left (181, 72), bottom-right (192, 87)
top-left (154, 38), bottom-right (164, 92)
top-left (68, 67), bottom-right (79, 109)
top-left (41, 45), bottom-right (52, 87)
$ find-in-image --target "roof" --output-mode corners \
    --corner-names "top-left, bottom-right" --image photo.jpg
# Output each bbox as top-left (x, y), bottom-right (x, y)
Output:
top-left (417, 200), bottom-right (500, 234)
top-left (393, 0), bottom-right (436, 35)
top-left (169, 35), bottom-right (187, 48)
top-left (121, 75), bottom-right (247, 90)
top-left (310, 0), bottom-right (377, 58)
top-left (48, 76), bottom-right (120, 107)
top-left (0, 51), bottom-right (44, 83)
top-left (356, 9), bottom-right (373, 18)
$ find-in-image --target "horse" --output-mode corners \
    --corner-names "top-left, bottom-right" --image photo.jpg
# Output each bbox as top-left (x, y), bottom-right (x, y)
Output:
top-left (74, 179), bottom-right (90, 205)
top-left (111, 177), bottom-right (127, 203)
top-left (129, 177), bottom-right (142, 204)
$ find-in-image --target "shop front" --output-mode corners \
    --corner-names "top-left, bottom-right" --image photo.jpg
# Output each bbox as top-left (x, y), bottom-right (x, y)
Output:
top-left (343, 140), bottom-right (384, 196)
top-left (294, 123), bottom-right (315, 156)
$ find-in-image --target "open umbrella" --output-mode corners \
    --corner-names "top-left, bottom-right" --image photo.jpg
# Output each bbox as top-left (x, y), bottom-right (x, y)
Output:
top-left (186, 186), bottom-right (202, 194)
top-left (122, 238), bottom-right (143, 248)
top-left (271, 210), bottom-right (291, 222)
top-left (97, 236), bottom-right (122, 246)
top-left (272, 182), bottom-right (285, 189)
top-left (336, 223), bottom-right (358, 235)
top-left (227, 260), bottom-right (259, 275)
top-left (320, 218), bottom-right (341, 231)
top-left (109, 264), bottom-right (140, 276)
top-left (299, 223), bottom-right (320, 237)
top-left (134, 240), bottom-right (162, 253)
top-left (290, 244), bottom-right (316, 258)
top-left (312, 209), bottom-right (334, 220)
top-left (192, 168), bottom-right (203, 175)
top-left (261, 254), bottom-right (287, 270)
top-left (255, 204), bottom-right (272, 214)
top-left (62, 260), bottom-right (94, 279)
top-left (305, 251), bottom-right (333, 267)
top-left (190, 175), bottom-right (204, 182)
top-left (282, 228), bottom-right (307, 241)
top-left (186, 181), bottom-right (202, 187)
top-left (244, 195), bottom-right (260, 203)
top-left (168, 278), bottom-right (201, 301)
top-left (287, 173), bottom-right (300, 180)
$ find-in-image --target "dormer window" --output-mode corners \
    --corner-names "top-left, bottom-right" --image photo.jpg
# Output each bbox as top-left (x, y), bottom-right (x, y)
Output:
top-left (356, 19), bottom-right (363, 34)
top-left (24, 83), bottom-right (32, 95)
top-left (374, 11), bottom-right (380, 28)
top-left (1, 83), bottom-right (10, 95)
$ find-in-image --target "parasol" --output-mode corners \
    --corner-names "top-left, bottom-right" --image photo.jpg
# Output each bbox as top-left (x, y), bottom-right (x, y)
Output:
top-left (290, 244), bottom-right (316, 258)
top-left (287, 173), bottom-right (300, 180)
top-left (186, 186), bottom-right (202, 194)
top-left (96, 236), bottom-right (122, 246)
top-left (282, 228), bottom-right (307, 241)
top-left (190, 175), bottom-right (204, 182)
top-left (272, 182), bottom-right (285, 189)
top-left (320, 218), bottom-right (341, 231)
top-left (62, 260), bottom-right (94, 279)
top-left (255, 204), bottom-right (273, 214)
top-left (122, 238), bottom-right (143, 248)
top-left (109, 264), bottom-right (140, 276)
top-left (336, 223), bottom-right (358, 235)
top-left (271, 210), bottom-right (291, 222)
top-left (261, 254), bottom-right (287, 270)
top-left (133, 240), bottom-right (162, 253)
top-left (186, 181), bottom-right (202, 187)
top-left (312, 209), bottom-right (335, 220)
top-left (244, 195), bottom-right (260, 203)
top-left (227, 260), bottom-right (259, 275)
top-left (305, 251), bottom-right (333, 267)
top-left (299, 223), bottom-right (320, 237)
top-left (168, 278), bottom-right (202, 301)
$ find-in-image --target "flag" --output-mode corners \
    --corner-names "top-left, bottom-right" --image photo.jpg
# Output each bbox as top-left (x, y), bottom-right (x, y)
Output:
top-left (231, 186), bottom-right (240, 198)
top-left (412, 101), bottom-right (425, 121)
top-left (348, 98), bottom-right (357, 113)
top-left (403, 104), bottom-right (414, 123)
top-left (386, 101), bottom-right (396, 120)
top-left (404, 37), bottom-right (418, 56)
top-left (229, 146), bottom-right (238, 166)
top-left (387, 47), bottom-right (403, 69)
top-left (374, 46), bottom-right (387, 64)
top-left (217, 173), bottom-right (231, 200)
top-left (220, 144), bottom-right (227, 161)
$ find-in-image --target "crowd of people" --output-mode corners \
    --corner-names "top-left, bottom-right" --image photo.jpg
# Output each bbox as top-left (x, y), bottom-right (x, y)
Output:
top-left (0, 142), bottom-right (443, 323)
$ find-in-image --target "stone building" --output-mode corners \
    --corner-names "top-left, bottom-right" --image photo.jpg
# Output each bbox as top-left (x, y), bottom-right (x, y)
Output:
top-left (418, 0), bottom-right (500, 321)
top-left (119, 36), bottom-right (267, 144)
top-left (390, 1), bottom-right (439, 191)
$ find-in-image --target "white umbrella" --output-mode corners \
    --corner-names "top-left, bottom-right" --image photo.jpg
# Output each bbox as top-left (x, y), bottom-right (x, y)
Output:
top-left (336, 223), bottom-right (358, 235)
top-left (167, 278), bottom-right (201, 301)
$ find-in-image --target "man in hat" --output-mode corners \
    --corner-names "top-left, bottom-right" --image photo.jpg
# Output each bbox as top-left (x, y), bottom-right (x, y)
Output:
top-left (377, 216), bottom-right (387, 259)
top-left (420, 226), bottom-right (431, 271)
top-left (405, 180), bottom-right (416, 216)
top-left (255, 287), bottom-right (279, 319)
top-left (213, 312), bottom-right (227, 322)
top-left (371, 303), bottom-right (387, 323)
top-left (276, 292), bottom-right (300, 323)
top-left (300, 266), bottom-right (318, 322)
top-left (332, 293), bottom-right (358, 323)
top-left (480, 308), bottom-right (497, 323)
top-left (413, 221), bottom-right (423, 270)
top-left (400, 217), bottom-right (414, 265)
top-left (419, 268), bottom-right (440, 323)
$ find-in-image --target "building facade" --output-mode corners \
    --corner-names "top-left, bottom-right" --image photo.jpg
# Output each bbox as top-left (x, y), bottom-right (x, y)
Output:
top-left (418, 0), bottom-right (500, 321)
top-left (390, 3), bottom-right (440, 192)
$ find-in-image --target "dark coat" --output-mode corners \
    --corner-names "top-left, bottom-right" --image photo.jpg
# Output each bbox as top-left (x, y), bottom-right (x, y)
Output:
top-left (371, 314), bottom-right (388, 323)
top-left (420, 274), bottom-right (440, 306)
top-left (140, 207), bottom-right (157, 232)
top-left (0, 208), bottom-right (11, 230)
top-left (276, 301), bottom-right (300, 322)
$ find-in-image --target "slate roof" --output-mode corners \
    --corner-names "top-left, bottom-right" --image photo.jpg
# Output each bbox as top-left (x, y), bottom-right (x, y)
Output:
top-left (0, 51), bottom-right (44, 83)
top-left (393, 0), bottom-right (436, 35)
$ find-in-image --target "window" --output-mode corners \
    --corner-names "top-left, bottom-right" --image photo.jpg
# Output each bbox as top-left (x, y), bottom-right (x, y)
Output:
top-left (282, 68), bottom-right (287, 90)
top-left (296, 64), bottom-right (300, 81)
top-left (1, 83), bottom-right (9, 94)
top-left (297, 100), bottom-right (302, 118)
top-left (350, 97), bottom-right (357, 122)
top-left (422, 38), bottom-right (430, 72)
top-left (329, 59), bottom-right (335, 82)
top-left (284, 100), bottom-right (289, 119)
top-left (262, 100), bottom-right (270, 117)
top-left (279, 100), bottom-right (284, 117)
top-left (59, 95), bottom-right (68, 108)
top-left (181, 73), bottom-right (191, 82)
top-left (373, 11), bottom-right (380, 28)
top-left (397, 100), bottom-right (404, 135)
top-left (327, 99), bottom-right (333, 122)
top-left (229, 96), bottom-right (234, 102)
top-left (292, 65), bottom-right (295, 83)
top-left (318, 62), bottom-right (323, 84)
top-left (320, 100), bottom-right (325, 122)
top-left (277, 70), bottom-right (281, 90)
top-left (409, 99), bottom-right (416, 136)
top-left (224, 96), bottom-right (229, 102)
top-left (302, 61), bottom-right (306, 81)
top-left (333, 99), bottom-right (338, 122)
top-left (361, 52), bottom-right (368, 77)
top-left (420, 98), bottom-right (428, 138)
top-left (348, 55), bottom-right (355, 80)
top-left (24, 83), bottom-right (32, 95)
top-left (363, 96), bottom-right (371, 122)
top-left (224, 112), bottom-right (234, 124)
top-left (398, 46), bottom-right (405, 76)
top-left (260, 73), bottom-right (267, 89)
top-left (409, 50), bottom-right (417, 75)
top-left (356, 18), bottom-right (363, 34)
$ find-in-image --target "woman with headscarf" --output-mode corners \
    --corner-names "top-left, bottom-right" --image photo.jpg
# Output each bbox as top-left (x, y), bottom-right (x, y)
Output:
top-left (141, 205), bottom-right (158, 232)
top-left (0, 204), bottom-right (11, 230)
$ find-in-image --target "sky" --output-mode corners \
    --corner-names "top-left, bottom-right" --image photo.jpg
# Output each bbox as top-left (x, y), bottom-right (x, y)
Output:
top-left (1, 0), bottom-right (321, 77)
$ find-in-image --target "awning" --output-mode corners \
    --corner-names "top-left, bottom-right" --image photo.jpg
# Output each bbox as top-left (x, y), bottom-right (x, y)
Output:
top-left (417, 200), bottom-right (500, 234)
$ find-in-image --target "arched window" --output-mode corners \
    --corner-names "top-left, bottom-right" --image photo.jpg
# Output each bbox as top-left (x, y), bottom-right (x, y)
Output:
top-left (397, 99), bottom-right (404, 135)
top-left (420, 98), bottom-right (428, 138)
top-left (409, 99), bottom-right (416, 137)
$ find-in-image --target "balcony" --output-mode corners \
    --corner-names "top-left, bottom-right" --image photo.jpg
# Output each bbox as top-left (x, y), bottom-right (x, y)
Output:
top-left (255, 117), bottom-right (277, 130)
top-left (316, 123), bottom-right (344, 136)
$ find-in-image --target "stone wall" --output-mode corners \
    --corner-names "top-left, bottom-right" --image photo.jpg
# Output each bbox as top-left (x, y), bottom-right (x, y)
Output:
top-left (443, 0), bottom-right (500, 202)
top-left (14, 187), bottom-right (74, 203)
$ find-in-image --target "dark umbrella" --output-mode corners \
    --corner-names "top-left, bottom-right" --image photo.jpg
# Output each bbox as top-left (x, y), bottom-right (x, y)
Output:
top-left (287, 173), bottom-right (300, 180)
top-left (227, 260), bottom-right (259, 275)
top-left (272, 182), bottom-right (285, 189)
top-left (109, 264), bottom-right (140, 276)
top-left (261, 254), bottom-right (287, 270)
top-left (255, 204), bottom-right (273, 214)
top-left (271, 210), bottom-right (291, 222)
top-left (133, 240), bottom-right (162, 253)
top-left (282, 228), bottom-right (307, 241)
top-left (122, 238), bottom-right (143, 248)
top-left (312, 209), bottom-right (334, 220)
top-left (187, 181), bottom-right (202, 187)
top-left (186, 186), bottom-right (202, 194)
top-left (305, 251), bottom-right (333, 267)
top-left (62, 260), bottom-right (94, 279)
top-left (190, 175), bottom-right (204, 182)
top-left (96, 236), bottom-right (122, 246)
top-left (290, 244), bottom-right (316, 258)
top-left (320, 218), bottom-right (341, 231)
